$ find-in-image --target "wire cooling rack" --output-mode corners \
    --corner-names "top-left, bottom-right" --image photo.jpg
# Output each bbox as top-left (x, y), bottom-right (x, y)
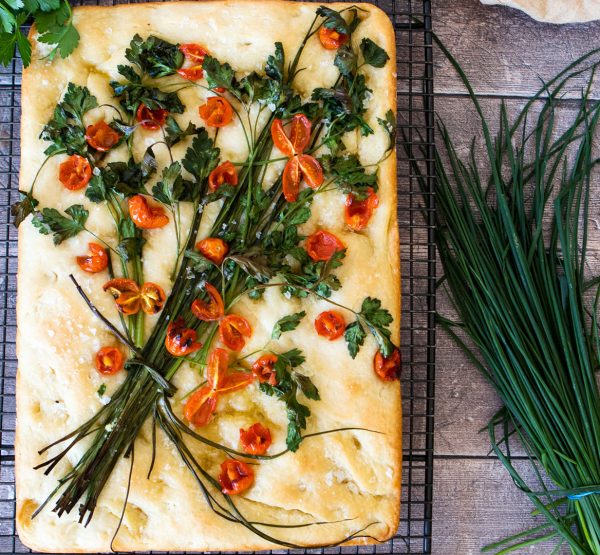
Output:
top-left (0, 0), bottom-right (435, 552)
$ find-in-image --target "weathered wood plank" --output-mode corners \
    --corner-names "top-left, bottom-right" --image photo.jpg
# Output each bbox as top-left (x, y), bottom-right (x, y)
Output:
top-left (433, 458), bottom-right (567, 554)
top-left (431, 0), bottom-right (600, 99)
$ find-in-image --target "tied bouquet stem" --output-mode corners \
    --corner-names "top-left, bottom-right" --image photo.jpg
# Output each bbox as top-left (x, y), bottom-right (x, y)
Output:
top-left (407, 40), bottom-right (600, 553)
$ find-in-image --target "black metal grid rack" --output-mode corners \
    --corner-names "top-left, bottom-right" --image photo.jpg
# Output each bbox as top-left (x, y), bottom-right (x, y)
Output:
top-left (0, 0), bottom-right (435, 552)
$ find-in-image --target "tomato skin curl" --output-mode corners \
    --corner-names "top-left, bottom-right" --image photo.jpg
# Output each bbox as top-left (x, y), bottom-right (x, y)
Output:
top-left (77, 243), bottom-right (109, 273)
top-left (251, 354), bottom-right (278, 386)
top-left (315, 310), bottom-right (346, 340)
top-left (218, 459), bottom-right (254, 495)
top-left (196, 237), bottom-right (229, 265)
top-left (305, 230), bottom-right (345, 261)
top-left (374, 348), bottom-right (402, 382)
top-left (128, 195), bottom-right (169, 229)
top-left (85, 121), bottom-right (121, 152)
top-left (240, 423), bottom-right (272, 455)
top-left (59, 155), bottom-right (92, 190)
top-left (199, 97), bottom-right (233, 127)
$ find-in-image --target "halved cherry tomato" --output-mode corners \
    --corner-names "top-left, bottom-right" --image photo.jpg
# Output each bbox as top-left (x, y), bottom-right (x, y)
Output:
top-left (219, 314), bottom-right (252, 351)
top-left (270, 114), bottom-right (311, 157)
top-left (315, 310), bottom-right (346, 340)
top-left (374, 348), bottom-right (401, 382)
top-left (196, 237), bottom-right (229, 265)
top-left (345, 188), bottom-right (379, 231)
top-left (103, 278), bottom-right (141, 315)
top-left (282, 154), bottom-right (324, 202)
top-left (218, 459), bottom-right (254, 495)
top-left (240, 423), bottom-right (272, 456)
top-left (136, 103), bottom-right (168, 130)
top-left (206, 347), bottom-right (230, 389)
top-left (208, 161), bottom-right (238, 192)
top-left (251, 354), bottom-right (278, 386)
top-left (77, 242), bottom-right (108, 273)
top-left (59, 154), bottom-right (92, 190)
top-left (85, 121), bottom-right (121, 152)
top-left (165, 317), bottom-right (202, 357)
top-left (191, 283), bottom-right (224, 322)
top-left (184, 385), bottom-right (217, 427)
top-left (140, 282), bottom-right (166, 315)
top-left (128, 195), bottom-right (169, 229)
top-left (103, 279), bottom-right (166, 316)
top-left (95, 346), bottom-right (124, 375)
top-left (199, 97), bottom-right (233, 127)
top-left (319, 26), bottom-right (348, 50)
top-left (305, 230), bottom-right (345, 261)
top-left (177, 43), bottom-right (208, 81)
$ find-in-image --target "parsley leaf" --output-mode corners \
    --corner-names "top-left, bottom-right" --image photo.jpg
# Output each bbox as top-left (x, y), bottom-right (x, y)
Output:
top-left (40, 83), bottom-right (98, 156)
top-left (152, 162), bottom-right (193, 204)
top-left (316, 6), bottom-right (358, 35)
top-left (272, 311), bottom-right (306, 340)
top-left (182, 129), bottom-right (220, 182)
top-left (344, 297), bottom-right (395, 358)
top-left (124, 34), bottom-right (183, 78)
top-left (320, 153), bottom-right (377, 197)
top-left (360, 37), bottom-right (389, 68)
top-left (97, 383), bottom-right (106, 397)
top-left (378, 109), bottom-right (396, 151)
top-left (32, 204), bottom-right (88, 245)
top-left (258, 348), bottom-right (319, 451)
top-left (265, 42), bottom-right (284, 82)
top-left (11, 190), bottom-right (39, 227)
top-left (164, 116), bottom-right (198, 147)
top-left (116, 217), bottom-right (145, 262)
top-left (202, 55), bottom-right (237, 93)
top-left (334, 45), bottom-right (357, 77)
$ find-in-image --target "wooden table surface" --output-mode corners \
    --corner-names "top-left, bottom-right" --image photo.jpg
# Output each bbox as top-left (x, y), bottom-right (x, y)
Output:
top-left (430, 1), bottom-right (600, 553)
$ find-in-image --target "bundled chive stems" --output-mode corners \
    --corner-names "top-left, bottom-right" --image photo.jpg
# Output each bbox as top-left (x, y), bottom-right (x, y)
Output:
top-left (408, 39), bottom-right (600, 553)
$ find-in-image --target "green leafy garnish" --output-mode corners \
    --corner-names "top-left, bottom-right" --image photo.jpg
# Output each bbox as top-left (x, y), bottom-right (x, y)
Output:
top-left (164, 116), bottom-right (198, 147)
top-left (360, 37), bottom-right (389, 68)
top-left (316, 6), bottom-right (359, 35)
top-left (32, 204), bottom-right (88, 245)
top-left (258, 348), bottom-right (319, 451)
top-left (152, 162), bottom-right (189, 204)
top-left (182, 129), bottom-right (220, 182)
top-left (0, 0), bottom-right (79, 67)
top-left (377, 109), bottom-right (396, 151)
top-left (11, 190), bottom-right (39, 227)
top-left (124, 34), bottom-right (183, 78)
top-left (271, 311), bottom-right (306, 340)
top-left (344, 297), bottom-right (394, 358)
top-left (320, 153), bottom-right (377, 197)
top-left (40, 83), bottom-right (97, 156)
top-left (97, 384), bottom-right (107, 397)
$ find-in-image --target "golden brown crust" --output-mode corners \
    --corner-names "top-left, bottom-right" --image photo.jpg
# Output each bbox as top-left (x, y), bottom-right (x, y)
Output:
top-left (16, 2), bottom-right (400, 551)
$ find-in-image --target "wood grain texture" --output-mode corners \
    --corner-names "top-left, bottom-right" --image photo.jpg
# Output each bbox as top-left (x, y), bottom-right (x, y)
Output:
top-left (431, 0), bottom-right (598, 552)
top-left (432, 0), bottom-right (600, 98)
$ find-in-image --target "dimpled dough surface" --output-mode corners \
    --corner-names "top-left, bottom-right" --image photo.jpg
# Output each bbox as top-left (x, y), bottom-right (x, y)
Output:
top-left (15, 1), bottom-right (400, 552)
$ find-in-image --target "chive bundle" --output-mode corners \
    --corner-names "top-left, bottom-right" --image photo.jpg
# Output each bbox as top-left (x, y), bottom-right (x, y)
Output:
top-left (409, 43), bottom-right (600, 553)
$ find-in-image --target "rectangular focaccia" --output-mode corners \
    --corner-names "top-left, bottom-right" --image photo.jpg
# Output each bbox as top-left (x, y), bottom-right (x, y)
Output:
top-left (15, 1), bottom-right (400, 552)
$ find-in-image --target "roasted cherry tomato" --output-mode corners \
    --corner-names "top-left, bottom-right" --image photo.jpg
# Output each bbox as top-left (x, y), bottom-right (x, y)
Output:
top-left (191, 283), bottom-right (225, 321)
top-left (208, 161), bottom-right (238, 192)
top-left (319, 26), bottom-right (348, 50)
top-left (140, 282), bottom-right (166, 315)
top-left (314, 310), bottom-right (346, 340)
top-left (251, 354), bottom-right (278, 386)
top-left (240, 423), bottom-right (272, 456)
top-left (177, 43), bottom-right (208, 81)
top-left (206, 347), bottom-right (253, 392)
top-left (128, 195), bottom-right (169, 229)
top-left (59, 154), bottom-right (92, 190)
top-left (199, 97), bottom-right (233, 127)
top-left (76, 242), bottom-right (108, 273)
top-left (219, 314), bottom-right (252, 351)
top-left (85, 121), bottom-right (121, 152)
top-left (196, 237), bottom-right (229, 265)
top-left (282, 154), bottom-right (324, 202)
top-left (271, 114), bottom-right (311, 157)
top-left (374, 348), bottom-right (401, 382)
top-left (95, 346), bottom-right (124, 375)
top-left (218, 459), bottom-right (254, 495)
top-left (136, 103), bottom-right (168, 130)
top-left (184, 385), bottom-right (217, 427)
top-left (345, 188), bottom-right (379, 231)
top-left (305, 230), bottom-right (345, 261)
top-left (165, 317), bottom-right (202, 357)
top-left (103, 278), bottom-right (142, 315)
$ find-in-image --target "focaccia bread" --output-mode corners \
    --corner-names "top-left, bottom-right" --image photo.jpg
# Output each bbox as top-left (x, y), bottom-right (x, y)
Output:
top-left (15, 1), bottom-right (400, 552)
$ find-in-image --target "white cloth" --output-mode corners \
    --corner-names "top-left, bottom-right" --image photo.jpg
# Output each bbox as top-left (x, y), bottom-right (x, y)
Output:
top-left (481, 0), bottom-right (600, 23)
